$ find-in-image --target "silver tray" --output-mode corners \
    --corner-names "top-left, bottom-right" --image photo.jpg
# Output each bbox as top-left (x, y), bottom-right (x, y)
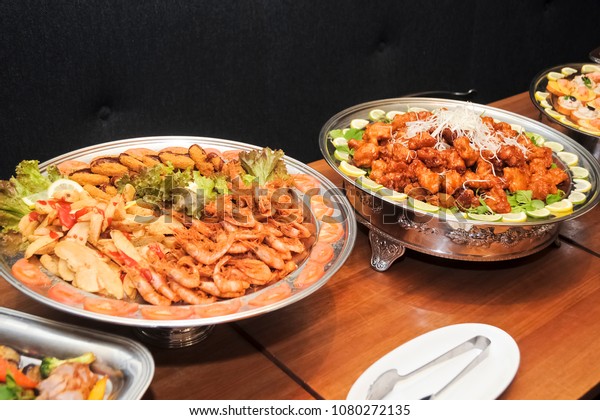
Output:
top-left (319, 98), bottom-right (600, 264)
top-left (0, 307), bottom-right (154, 399)
top-left (0, 136), bottom-right (356, 336)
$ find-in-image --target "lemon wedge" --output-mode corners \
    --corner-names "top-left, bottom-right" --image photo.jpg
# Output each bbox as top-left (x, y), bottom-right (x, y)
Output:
top-left (331, 137), bottom-right (348, 148)
top-left (573, 179), bottom-right (592, 193)
top-left (357, 176), bottom-right (383, 191)
top-left (543, 141), bottom-right (564, 152)
top-left (333, 149), bottom-right (350, 162)
top-left (501, 212), bottom-right (527, 223)
top-left (48, 179), bottom-right (84, 197)
top-left (350, 119), bottom-right (369, 129)
top-left (539, 100), bottom-right (552, 109)
top-left (534, 91), bottom-right (550, 101)
top-left (561, 67), bottom-right (578, 76)
top-left (556, 151), bottom-right (579, 166)
top-left (567, 191), bottom-right (587, 205)
top-left (386, 110), bottom-right (404, 120)
top-left (547, 71), bottom-right (565, 81)
top-left (545, 199), bottom-right (573, 214)
top-left (570, 166), bottom-right (589, 179)
top-left (526, 208), bottom-right (551, 219)
top-left (467, 213), bottom-right (502, 222)
top-left (582, 64), bottom-right (600, 73)
top-left (368, 109), bottom-right (386, 121)
top-left (408, 198), bottom-right (439, 213)
top-left (556, 116), bottom-right (579, 128)
top-left (338, 161), bottom-right (366, 177)
top-left (544, 109), bottom-right (564, 119)
top-left (22, 190), bottom-right (49, 207)
top-left (379, 188), bottom-right (408, 202)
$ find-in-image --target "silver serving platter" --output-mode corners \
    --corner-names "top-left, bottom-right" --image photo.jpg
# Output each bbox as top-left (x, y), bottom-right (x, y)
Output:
top-left (0, 136), bottom-right (356, 339)
top-left (319, 98), bottom-right (600, 265)
top-left (0, 307), bottom-right (154, 399)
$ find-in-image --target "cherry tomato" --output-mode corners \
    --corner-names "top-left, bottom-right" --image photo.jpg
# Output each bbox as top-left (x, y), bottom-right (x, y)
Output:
top-left (310, 195), bottom-right (335, 221)
top-left (47, 282), bottom-right (85, 305)
top-left (247, 283), bottom-right (292, 307)
top-left (140, 305), bottom-right (193, 320)
top-left (309, 241), bottom-right (335, 265)
top-left (294, 262), bottom-right (325, 288)
top-left (318, 221), bottom-right (344, 243)
top-left (291, 174), bottom-right (321, 194)
top-left (11, 258), bottom-right (51, 287)
top-left (193, 300), bottom-right (242, 318)
top-left (83, 298), bottom-right (139, 317)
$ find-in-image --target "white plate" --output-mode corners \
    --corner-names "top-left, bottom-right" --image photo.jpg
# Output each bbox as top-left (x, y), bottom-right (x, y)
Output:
top-left (347, 323), bottom-right (520, 400)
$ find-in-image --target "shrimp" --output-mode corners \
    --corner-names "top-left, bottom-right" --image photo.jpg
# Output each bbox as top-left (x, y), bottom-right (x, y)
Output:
top-left (229, 258), bottom-right (274, 285)
top-left (198, 281), bottom-right (246, 299)
top-left (175, 228), bottom-right (235, 265)
top-left (241, 241), bottom-right (286, 270)
top-left (277, 220), bottom-right (312, 238)
top-left (213, 256), bottom-right (250, 293)
top-left (151, 255), bottom-right (201, 289)
top-left (126, 270), bottom-right (172, 306)
top-left (264, 235), bottom-right (305, 254)
top-left (168, 281), bottom-right (217, 305)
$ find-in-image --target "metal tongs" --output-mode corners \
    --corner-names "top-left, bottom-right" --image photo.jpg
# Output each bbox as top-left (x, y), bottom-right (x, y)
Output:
top-left (366, 335), bottom-right (491, 400)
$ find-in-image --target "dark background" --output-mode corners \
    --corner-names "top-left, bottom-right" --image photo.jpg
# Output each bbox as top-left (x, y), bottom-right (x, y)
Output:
top-left (0, 0), bottom-right (599, 177)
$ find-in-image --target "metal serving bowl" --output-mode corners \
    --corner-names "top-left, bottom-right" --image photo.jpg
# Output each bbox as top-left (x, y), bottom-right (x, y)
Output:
top-left (319, 98), bottom-right (600, 268)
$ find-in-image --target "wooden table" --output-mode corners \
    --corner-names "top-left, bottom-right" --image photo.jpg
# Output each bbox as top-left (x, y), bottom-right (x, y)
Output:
top-left (1, 92), bottom-right (599, 400)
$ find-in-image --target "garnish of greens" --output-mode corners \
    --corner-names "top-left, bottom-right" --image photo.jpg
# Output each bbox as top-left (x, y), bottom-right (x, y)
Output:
top-left (239, 147), bottom-right (289, 185)
top-left (0, 160), bottom-right (61, 232)
top-left (0, 373), bottom-right (35, 400)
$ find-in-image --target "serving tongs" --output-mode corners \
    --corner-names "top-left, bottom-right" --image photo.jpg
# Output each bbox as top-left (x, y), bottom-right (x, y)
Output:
top-left (366, 335), bottom-right (491, 400)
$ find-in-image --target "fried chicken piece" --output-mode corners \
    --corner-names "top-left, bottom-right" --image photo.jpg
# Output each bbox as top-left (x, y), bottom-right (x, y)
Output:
top-left (369, 159), bottom-right (388, 181)
top-left (364, 122), bottom-right (392, 144)
top-left (503, 167), bottom-right (530, 192)
top-left (353, 142), bottom-right (379, 167)
top-left (497, 145), bottom-right (526, 168)
top-left (455, 188), bottom-right (478, 210)
top-left (440, 148), bottom-right (466, 173)
top-left (528, 146), bottom-right (553, 170)
top-left (391, 143), bottom-right (414, 162)
top-left (417, 147), bottom-right (445, 169)
top-left (453, 136), bottom-right (479, 167)
top-left (483, 185), bottom-right (511, 214)
top-left (442, 170), bottom-right (464, 195)
top-left (407, 132), bottom-right (437, 150)
top-left (391, 111), bottom-right (419, 131)
top-left (410, 160), bottom-right (440, 194)
top-left (378, 172), bottom-right (412, 192)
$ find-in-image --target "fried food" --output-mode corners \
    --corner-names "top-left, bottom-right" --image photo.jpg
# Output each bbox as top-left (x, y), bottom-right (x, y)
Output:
top-left (90, 156), bottom-right (129, 177)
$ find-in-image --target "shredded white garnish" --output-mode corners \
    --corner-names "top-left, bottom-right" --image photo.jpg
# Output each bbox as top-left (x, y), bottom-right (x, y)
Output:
top-left (401, 105), bottom-right (529, 157)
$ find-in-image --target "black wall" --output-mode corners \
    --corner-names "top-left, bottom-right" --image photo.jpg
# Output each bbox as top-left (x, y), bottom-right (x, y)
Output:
top-left (0, 1), bottom-right (598, 177)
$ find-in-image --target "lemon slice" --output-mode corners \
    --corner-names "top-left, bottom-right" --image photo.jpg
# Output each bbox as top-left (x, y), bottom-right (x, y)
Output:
top-left (556, 151), bottom-right (579, 166)
top-left (501, 212), bottom-right (527, 223)
top-left (539, 99), bottom-right (552, 109)
top-left (338, 161), bottom-right (366, 177)
top-left (579, 126), bottom-right (600, 135)
top-left (545, 109), bottom-right (564, 119)
top-left (582, 64), bottom-right (600, 73)
top-left (48, 179), bottom-right (84, 196)
top-left (534, 91), bottom-right (550, 101)
top-left (567, 191), bottom-right (587, 205)
top-left (331, 137), bottom-right (348, 148)
top-left (570, 166), bottom-right (589, 179)
top-left (22, 190), bottom-right (49, 207)
top-left (386, 110), bottom-right (404, 120)
top-left (357, 176), bottom-right (383, 191)
top-left (408, 198), bottom-right (439, 213)
top-left (574, 179), bottom-right (592, 193)
top-left (408, 107), bottom-right (429, 113)
top-left (543, 141), bottom-right (564, 152)
top-left (379, 188), bottom-right (408, 202)
top-left (556, 116), bottom-right (579, 128)
top-left (545, 199), bottom-right (573, 214)
top-left (368, 109), bottom-right (386, 121)
top-left (350, 119), bottom-right (369, 129)
top-left (526, 208), bottom-right (551, 218)
top-left (333, 149), bottom-right (350, 162)
top-left (547, 71), bottom-right (565, 81)
top-left (561, 67), bottom-right (578, 76)
top-left (467, 213), bottom-right (502, 222)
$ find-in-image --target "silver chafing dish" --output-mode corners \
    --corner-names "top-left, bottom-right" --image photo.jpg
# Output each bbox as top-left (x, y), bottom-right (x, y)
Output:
top-left (319, 98), bottom-right (600, 270)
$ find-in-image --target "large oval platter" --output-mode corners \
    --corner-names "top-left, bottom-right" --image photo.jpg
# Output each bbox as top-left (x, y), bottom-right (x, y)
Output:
top-left (320, 97), bottom-right (600, 227)
top-left (0, 136), bottom-right (356, 327)
top-left (530, 62), bottom-right (600, 139)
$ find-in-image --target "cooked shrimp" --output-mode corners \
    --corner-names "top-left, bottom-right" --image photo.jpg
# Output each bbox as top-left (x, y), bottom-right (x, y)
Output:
top-left (242, 241), bottom-right (286, 270)
top-left (168, 281), bottom-right (217, 305)
top-left (229, 258), bottom-right (273, 285)
top-left (213, 256), bottom-right (250, 293)
top-left (175, 228), bottom-right (235, 265)
top-left (127, 270), bottom-right (172, 306)
top-left (198, 280), bottom-right (246, 299)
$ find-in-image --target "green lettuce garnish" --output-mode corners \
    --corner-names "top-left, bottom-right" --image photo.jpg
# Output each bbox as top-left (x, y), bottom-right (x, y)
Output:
top-left (239, 147), bottom-right (289, 185)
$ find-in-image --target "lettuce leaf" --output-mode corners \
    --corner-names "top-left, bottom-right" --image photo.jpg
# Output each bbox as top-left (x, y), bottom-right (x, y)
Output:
top-left (239, 148), bottom-right (288, 185)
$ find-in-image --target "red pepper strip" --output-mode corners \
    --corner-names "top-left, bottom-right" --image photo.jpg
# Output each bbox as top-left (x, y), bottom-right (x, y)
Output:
top-left (0, 357), bottom-right (38, 389)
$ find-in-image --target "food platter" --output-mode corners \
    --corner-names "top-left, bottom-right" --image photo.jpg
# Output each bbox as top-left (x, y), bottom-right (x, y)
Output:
top-left (530, 62), bottom-right (600, 139)
top-left (0, 136), bottom-right (356, 346)
top-left (319, 97), bottom-right (600, 266)
top-left (0, 306), bottom-right (154, 399)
